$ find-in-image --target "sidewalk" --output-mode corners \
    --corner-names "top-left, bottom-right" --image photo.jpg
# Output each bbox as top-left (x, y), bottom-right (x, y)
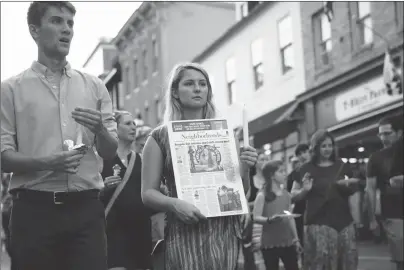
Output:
top-left (237, 240), bottom-right (393, 270)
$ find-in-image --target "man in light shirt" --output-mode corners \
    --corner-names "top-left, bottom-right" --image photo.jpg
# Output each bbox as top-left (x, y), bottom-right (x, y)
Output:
top-left (1, 2), bottom-right (117, 270)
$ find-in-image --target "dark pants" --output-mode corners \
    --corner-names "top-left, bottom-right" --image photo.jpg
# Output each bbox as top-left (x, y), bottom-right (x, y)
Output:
top-left (262, 246), bottom-right (299, 270)
top-left (9, 192), bottom-right (107, 270)
top-left (242, 246), bottom-right (256, 270)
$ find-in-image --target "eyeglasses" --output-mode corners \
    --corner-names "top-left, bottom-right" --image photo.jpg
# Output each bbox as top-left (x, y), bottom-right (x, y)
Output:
top-left (377, 131), bottom-right (393, 138)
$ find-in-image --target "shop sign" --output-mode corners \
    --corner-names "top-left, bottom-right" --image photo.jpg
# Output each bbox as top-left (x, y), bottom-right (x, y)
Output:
top-left (335, 76), bottom-right (403, 122)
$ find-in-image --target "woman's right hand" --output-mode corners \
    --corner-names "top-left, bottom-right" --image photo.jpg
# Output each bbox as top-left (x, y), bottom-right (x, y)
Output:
top-left (104, 175), bottom-right (122, 186)
top-left (302, 172), bottom-right (313, 191)
top-left (267, 214), bottom-right (283, 223)
top-left (172, 199), bottom-right (207, 224)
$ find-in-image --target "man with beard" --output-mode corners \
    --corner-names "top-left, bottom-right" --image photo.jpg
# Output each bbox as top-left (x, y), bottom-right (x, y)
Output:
top-left (366, 113), bottom-right (403, 270)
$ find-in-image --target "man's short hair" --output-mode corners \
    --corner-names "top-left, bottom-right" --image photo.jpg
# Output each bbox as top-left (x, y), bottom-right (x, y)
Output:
top-left (27, 1), bottom-right (76, 26)
top-left (378, 113), bottom-right (404, 132)
top-left (295, 143), bottom-right (309, 157)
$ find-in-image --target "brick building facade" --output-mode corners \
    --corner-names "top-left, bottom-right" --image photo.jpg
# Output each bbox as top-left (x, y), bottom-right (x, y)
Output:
top-left (295, 1), bottom-right (403, 164)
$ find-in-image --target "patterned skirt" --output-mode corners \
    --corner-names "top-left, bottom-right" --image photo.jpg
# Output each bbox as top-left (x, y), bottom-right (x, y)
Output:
top-left (164, 214), bottom-right (242, 270)
top-left (304, 223), bottom-right (358, 270)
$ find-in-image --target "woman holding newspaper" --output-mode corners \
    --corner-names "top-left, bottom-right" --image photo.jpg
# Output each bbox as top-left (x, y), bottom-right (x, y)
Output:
top-left (141, 63), bottom-right (258, 270)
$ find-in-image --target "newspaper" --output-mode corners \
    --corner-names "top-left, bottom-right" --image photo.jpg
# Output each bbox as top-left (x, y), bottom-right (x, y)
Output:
top-left (167, 119), bottom-right (249, 217)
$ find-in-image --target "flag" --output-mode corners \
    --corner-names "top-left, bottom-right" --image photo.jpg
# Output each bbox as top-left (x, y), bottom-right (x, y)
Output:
top-left (323, 1), bottom-right (334, 22)
top-left (383, 50), bottom-right (402, 96)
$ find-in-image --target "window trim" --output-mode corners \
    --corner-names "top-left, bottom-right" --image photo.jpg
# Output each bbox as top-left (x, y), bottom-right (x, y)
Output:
top-left (251, 38), bottom-right (264, 90)
top-left (278, 14), bottom-right (294, 74)
top-left (152, 37), bottom-right (159, 75)
top-left (356, 2), bottom-right (373, 47)
top-left (313, 11), bottom-right (333, 69)
top-left (133, 58), bottom-right (139, 90)
top-left (280, 43), bottom-right (293, 74)
top-left (225, 57), bottom-right (236, 105)
top-left (142, 48), bottom-right (148, 82)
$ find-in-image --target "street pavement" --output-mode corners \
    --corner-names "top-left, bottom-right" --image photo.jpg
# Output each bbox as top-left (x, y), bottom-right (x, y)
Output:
top-left (0, 241), bottom-right (393, 270)
top-left (236, 240), bottom-right (392, 270)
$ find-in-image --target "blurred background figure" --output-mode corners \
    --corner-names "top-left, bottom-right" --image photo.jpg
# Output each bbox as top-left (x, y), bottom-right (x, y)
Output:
top-left (101, 111), bottom-right (152, 270)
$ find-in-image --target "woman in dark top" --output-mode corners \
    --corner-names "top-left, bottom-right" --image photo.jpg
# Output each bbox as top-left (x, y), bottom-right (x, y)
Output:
top-left (101, 111), bottom-right (152, 270)
top-left (291, 129), bottom-right (360, 270)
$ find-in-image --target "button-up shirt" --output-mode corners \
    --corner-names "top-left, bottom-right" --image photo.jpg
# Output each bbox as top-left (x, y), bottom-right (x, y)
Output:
top-left (1, 61), bottom-right (117, 192)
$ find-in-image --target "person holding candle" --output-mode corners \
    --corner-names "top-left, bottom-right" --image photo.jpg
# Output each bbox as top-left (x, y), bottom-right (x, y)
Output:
top-left (141, 62), bottom-right (258, 269)
top-left (252, 160), bottom-right (301, 270)
top-left (101, 111), bottom-right (153, 270)
top-left (1, 2), bottom-right (118, 269)
top-left (291, 130), bottom-right (360, 270)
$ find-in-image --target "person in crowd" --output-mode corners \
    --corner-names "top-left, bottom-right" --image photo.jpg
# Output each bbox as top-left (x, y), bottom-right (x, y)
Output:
top-left (242, 149), bottom-right (270, 270)
top-left (287, 143), bottom-right (310, 250)
top-left (366, 113), bottom-right (403, 270)
top-left (1, 2), bottom-right (117, 270)
top-left (252, 160), bottom-right (301, 270)
top-left (101, 111), bottom-right (152, 270)
top-left (134, 125), bottom-right (152, 154)
top-left (141, 62), bottom-right (258, 269)
top-left (1, 173), bottom-right (14, 270)
top-left (292, 129), bottom-right (360, 270)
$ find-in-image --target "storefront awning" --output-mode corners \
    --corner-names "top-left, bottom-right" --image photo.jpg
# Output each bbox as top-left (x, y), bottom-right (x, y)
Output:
top-left (103, 68), bottom-right (117, 85)
top-left (236, 100), bottom-right (302, 147)
top-left (253, 118), bottom-right (300, 148)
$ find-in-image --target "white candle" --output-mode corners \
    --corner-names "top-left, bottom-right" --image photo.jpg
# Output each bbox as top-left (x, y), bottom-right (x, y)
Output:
top-left (243, 103), bottom-right (249, 147)
top-left (76, 126), bottom-right (83, 145)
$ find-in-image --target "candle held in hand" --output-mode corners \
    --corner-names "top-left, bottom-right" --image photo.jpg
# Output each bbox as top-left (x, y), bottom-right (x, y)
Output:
top-left (243, 104), bottom-right (249, 147)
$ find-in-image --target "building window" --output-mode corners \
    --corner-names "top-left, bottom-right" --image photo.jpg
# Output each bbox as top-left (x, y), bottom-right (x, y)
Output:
top-left (396, 2), bottom-right (403, 28)
top-left (240, 3), bottom-right (248, 19)
top-left (278, 15), bottom-right (294, 74)
top-left (314, 11), bottom-right (332, 67)
top-left (251, 38), bottom-right (264, 90)
top-left (144, 105), bottom-right (149, 125)
top-left (225, 57), bottom-right (236, 105)
top-left (125, 66), bottom-right (130, 95)
top-left (133, 59), bottom-right (139, 89)
top-left (142, 49), bottom-right (148, 81)
top-left (156, 99), bottom-right (162, 123)
top-left (357, 2), bottom-right (372, 45)
top-left (152, 39), bottom-right (158, 73)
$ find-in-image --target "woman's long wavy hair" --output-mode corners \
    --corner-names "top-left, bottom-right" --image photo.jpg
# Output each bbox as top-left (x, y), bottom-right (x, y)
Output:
top-left (309, 129), bottom-right (338, 165)
top-left (161, 63), bottom-right (217, 167)
top-left (262, 160), bottom-right (283, 202)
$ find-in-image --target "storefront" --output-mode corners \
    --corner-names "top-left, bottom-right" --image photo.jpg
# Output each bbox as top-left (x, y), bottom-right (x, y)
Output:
top-left (304, 60), bottom-right (403, 174)
top-left (237, 100), bottom-right (305, 173)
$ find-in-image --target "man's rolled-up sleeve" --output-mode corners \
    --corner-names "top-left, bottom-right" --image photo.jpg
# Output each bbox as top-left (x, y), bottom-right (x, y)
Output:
top-left (95, 78), bottom-right (117, 140)
top-left (1, 81), bottom-right (17, 153)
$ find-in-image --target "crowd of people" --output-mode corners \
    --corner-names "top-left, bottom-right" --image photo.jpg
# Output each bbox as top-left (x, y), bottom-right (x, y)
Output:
top-left (241, 113), bottom-right (403, 270)
top-left (0, 2), bottom-right (402, 270)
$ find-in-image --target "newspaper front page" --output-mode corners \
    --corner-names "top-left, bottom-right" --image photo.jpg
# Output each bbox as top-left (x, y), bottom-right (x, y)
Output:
top-left (167, 119), bottom-right (249, 218)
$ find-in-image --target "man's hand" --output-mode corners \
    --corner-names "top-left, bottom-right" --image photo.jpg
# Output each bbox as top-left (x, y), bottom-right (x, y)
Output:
top-left (389, 175), bottom-right (404, 188)
top-left (71, 107), bottom-right (104, 135)
top-left (46, 150), bottom-right (85, 174)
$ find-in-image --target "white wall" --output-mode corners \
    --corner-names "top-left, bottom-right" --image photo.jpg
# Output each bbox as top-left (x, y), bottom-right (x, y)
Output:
top-left (83, 48), bottom-right (104, 77)
top-left (200, 2), bottom-right (306, 130)
top-left (161, 2), bottom-right (236, 79)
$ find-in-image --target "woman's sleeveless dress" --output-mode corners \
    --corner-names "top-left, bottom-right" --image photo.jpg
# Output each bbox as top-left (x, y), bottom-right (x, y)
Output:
top-left (151, 125), bottom-right (242, 270)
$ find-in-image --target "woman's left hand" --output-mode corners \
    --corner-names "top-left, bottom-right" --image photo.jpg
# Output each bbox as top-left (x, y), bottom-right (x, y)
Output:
top-left (240, 146), bottom-right (258, 169)
top-left (293, 240), bottom-right (303, 254)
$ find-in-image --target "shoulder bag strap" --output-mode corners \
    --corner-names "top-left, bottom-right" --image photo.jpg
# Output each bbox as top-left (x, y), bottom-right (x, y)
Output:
top-left (105, 151), bottom-right (136, 217)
